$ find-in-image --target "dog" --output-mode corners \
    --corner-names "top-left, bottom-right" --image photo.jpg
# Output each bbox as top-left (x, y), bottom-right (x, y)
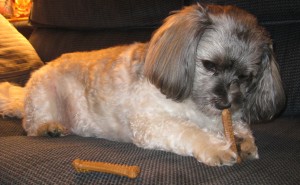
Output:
top-left (0, 4), bottom-right (285, 166)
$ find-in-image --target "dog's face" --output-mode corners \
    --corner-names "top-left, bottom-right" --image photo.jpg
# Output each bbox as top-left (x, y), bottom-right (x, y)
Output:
top-left (144, 4), bottom-right (286, 123)
top-left (192, 7), bottom-right (275, 116)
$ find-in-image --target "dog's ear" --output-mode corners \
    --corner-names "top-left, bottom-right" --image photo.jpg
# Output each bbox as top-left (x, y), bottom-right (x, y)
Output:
top-left (144, 5), bottom-right (209, 101)
top-left (243, 44), bottom-right (286, 123)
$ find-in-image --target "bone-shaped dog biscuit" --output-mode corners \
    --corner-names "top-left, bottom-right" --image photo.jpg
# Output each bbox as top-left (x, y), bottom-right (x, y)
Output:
top-left (72, 159), bottom-right (140, 178)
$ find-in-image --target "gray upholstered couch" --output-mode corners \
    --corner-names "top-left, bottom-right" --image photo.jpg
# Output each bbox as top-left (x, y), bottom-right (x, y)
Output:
top-left (1, 0), bottom-right (299, 184)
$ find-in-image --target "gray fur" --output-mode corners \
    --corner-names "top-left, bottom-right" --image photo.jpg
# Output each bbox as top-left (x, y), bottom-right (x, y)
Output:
top-left (144, 4), bottom-right (285, 123)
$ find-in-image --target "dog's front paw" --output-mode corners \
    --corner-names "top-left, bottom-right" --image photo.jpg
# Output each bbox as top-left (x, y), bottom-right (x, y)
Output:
top-left (237, 137), bottom-right (259, 160)
top-left (194, 141), bottom-right (237, 166)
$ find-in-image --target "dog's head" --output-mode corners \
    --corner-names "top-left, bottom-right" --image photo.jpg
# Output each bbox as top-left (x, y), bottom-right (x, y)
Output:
top-left (144, 4), bottom-right (286, 123)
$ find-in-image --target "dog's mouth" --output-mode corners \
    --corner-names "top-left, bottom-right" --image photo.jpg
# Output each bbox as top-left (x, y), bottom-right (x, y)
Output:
top-left (192, 94), bottom-right (239, 116)
top-left (210, 96), bottom-right (231, 110)
top-left (214, 101), bottom-right (232, 110)
top-left (200, 98), bottom-right (241, 117)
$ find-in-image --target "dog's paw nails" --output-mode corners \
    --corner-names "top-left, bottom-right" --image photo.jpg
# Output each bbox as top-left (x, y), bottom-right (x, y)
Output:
top-left (37, 122), bottom-right (67, 137)
top-left (47, 128), bottom-right (62, 137)
top-left (238, 138), bottom-right (259, 160)
top-left (240, 147), bottom-right (259, 160)
top-left (202, 151), bottom-right (237, 166)
top-left (195, 145), bottom-right (237, 166)
top-left (47, 123), bottom-right (67, 137)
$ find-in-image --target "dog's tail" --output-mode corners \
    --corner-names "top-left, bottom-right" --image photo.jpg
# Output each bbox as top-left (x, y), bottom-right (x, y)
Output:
top-left (0, 82), bottom-right (25, 118)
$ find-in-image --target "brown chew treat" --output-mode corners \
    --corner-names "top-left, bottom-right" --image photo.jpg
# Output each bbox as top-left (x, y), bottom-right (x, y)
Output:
top-left (221, 109), bottom-right (242, 163)
top-left (72, 159), bottom-right (141, 179)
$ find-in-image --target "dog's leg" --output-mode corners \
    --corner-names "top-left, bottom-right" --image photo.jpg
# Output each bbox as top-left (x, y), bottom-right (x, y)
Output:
top-left (234, 122), bottom-right (259, 160)
top-left (22, 77), bottom-right (68, 137)
top-left (130, 115), bottom-right (237, 166)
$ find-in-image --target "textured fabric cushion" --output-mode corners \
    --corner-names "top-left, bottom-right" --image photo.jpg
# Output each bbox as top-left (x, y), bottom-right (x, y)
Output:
top-left (29, 0), bottom-right (185, 29)
top-left (29, 28), bottom-right (155, 62)
top-left (0, 15), bottom-right (43, 85)
top-left (0, 117), bottom-right (26, 137)
top-left (186, 0), bottom-right (300, 24)
top-left (0, 117), bottom-right (299, 184)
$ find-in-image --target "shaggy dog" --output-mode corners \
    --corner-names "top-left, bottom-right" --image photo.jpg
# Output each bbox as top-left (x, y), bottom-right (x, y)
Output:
top-left (0, 4), bottom-right (285, 166)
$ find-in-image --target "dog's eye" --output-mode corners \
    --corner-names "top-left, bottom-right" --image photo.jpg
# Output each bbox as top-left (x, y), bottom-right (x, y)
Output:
top-left (238, 74), bottom-right (248, 80)
top-left (238, 73), bottom-right (252, 81)
top-left (202, 60), bottom-right (216, 72)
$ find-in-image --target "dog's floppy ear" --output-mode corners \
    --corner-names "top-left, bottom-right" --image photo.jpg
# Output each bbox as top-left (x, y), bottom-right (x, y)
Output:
top-left (144, 5), bottom-right (210, 101)
top-left (243, 44), bottom-right (286, 123)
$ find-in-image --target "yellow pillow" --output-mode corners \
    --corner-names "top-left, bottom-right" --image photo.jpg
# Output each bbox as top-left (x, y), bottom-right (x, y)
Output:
top-left (0, 15), bottom-right (43, 85)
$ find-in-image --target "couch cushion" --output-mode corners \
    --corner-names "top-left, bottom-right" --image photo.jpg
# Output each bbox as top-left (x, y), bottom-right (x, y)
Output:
top-left (0, 117), bottom-right (299, 184)
top-left (29, 28), bottom-right (155, 62)
top-left (0, 15), bottom-right (43, 85)
top-left (0, 117), bottom-right (26, 137)
top-left (29, 0), bottom-right (185, 29)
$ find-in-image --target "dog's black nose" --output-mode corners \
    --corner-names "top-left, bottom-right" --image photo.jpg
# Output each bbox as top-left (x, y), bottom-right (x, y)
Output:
top-left (215, 101), bottom-right (231, 110)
